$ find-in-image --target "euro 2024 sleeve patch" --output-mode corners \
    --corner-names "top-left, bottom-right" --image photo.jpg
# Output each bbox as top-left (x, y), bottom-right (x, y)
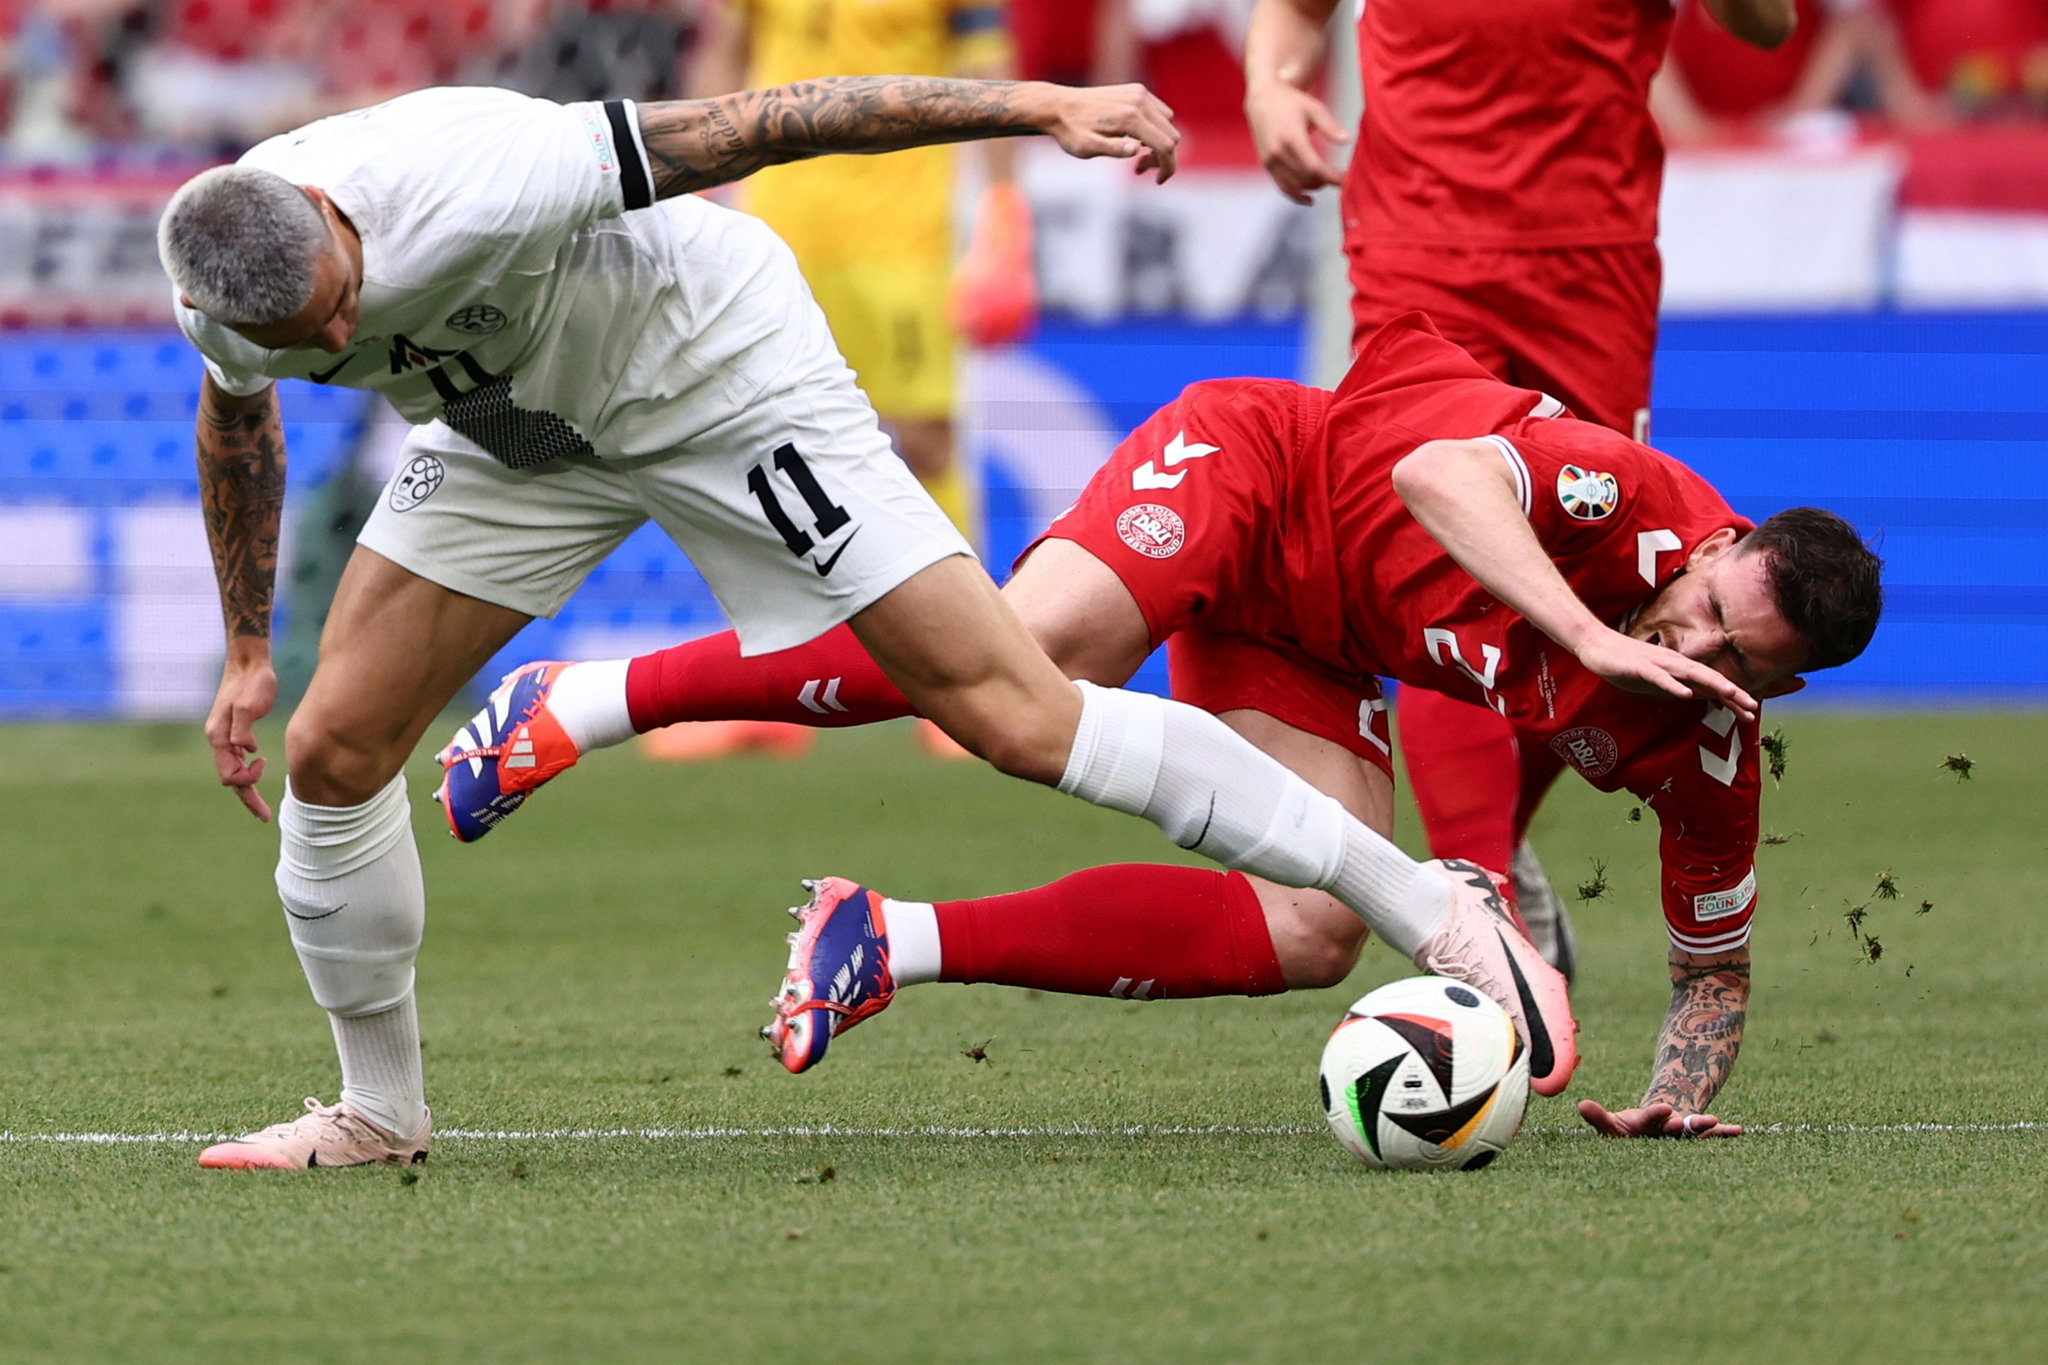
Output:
top-left (1556, 464), bottom-right (1619, 521)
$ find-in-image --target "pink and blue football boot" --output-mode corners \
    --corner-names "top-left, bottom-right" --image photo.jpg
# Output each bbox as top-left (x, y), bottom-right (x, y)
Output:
top-left (763, 877), bottom-right (898, 1074)
top-left (434, 661), bottom-right (582, 842)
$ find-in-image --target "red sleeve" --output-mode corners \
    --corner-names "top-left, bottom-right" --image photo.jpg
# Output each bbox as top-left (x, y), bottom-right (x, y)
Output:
top-left (1484, 418), bottom-right (1707, 565)
top-left (1630, 704), bottom-right (1761, 955)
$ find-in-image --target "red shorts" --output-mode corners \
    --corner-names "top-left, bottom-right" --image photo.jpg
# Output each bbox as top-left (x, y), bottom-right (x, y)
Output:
top-left (1021, 378), bottom-right (1395, 776)
top-left (1346, 242), bottom-right (1660, 439)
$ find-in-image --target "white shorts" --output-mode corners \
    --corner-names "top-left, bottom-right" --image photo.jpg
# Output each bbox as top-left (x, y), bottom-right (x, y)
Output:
top-left (356, 375), bottom-right (973, 656)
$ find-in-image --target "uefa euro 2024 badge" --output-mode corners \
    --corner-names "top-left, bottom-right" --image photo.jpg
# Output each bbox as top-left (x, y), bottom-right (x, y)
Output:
top-left (1556, 464), bottom-right (1619, 521)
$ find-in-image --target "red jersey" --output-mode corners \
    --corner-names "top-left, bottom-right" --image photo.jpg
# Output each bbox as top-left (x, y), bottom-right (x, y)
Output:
top-left (1345, 0), bottom-right (1674, 248)
top-left (1312, 318), bottom-right (1758, 951)
top-left (1044, 316), bottom-right (1761, 953)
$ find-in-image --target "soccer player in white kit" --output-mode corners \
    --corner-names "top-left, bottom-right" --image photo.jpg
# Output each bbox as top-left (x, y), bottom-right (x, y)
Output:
top-left (159, 77), bottom-right (1580, 1170)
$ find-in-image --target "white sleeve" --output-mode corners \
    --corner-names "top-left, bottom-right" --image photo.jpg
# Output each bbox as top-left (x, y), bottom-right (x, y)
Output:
top-left (173, 301), bottom-right (273, 398)
top-left (468, 96), bottom-right (657, 236)
top-left (244, 89), bottom-right (658, 286)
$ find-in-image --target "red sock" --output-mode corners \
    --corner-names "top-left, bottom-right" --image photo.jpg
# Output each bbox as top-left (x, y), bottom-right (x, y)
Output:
top-left (935, 864), bottom-right (1285, 999)
top-left (623, 624), bottom-right (914, 732)
top-left (1396, 686), bottom-right (1520, 874)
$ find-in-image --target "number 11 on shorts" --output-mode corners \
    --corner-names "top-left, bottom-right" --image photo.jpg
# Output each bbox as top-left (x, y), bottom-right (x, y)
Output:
top-left (748, 444), bottom-right (853, 560)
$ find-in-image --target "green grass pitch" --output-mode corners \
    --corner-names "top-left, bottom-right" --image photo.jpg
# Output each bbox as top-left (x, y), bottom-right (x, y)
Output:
top-left (2, 712), bottom-right (2045, 1363)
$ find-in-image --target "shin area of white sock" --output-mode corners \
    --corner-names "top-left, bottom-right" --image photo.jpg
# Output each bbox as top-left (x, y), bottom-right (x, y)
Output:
top-left (1056, 681), bottom-right (1448, 958)
top-left (545, 658), bottom-right (636, 752)
top-left (882, 899), bottom-right (942, 987)
top-left (277, 775), bottom-right (427, 1137)
top-left (330, 995), bottom-right (423, 1138)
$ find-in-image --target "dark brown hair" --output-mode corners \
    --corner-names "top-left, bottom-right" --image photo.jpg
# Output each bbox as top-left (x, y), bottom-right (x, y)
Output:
top-left (1743, 508), bottom-right (1884, 672)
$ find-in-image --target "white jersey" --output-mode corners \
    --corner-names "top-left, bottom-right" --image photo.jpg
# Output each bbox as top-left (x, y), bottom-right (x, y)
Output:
top-left (176, 86), bottom-right (834, 466)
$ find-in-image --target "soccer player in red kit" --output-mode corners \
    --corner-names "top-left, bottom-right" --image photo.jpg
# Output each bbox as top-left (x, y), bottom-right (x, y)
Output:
top-left (1242, 0), bottom-right (1800, 982)
top-left (439, 316), bottom-right (1882, 1136)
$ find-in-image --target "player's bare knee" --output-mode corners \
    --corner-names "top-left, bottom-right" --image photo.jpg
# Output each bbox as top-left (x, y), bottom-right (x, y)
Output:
top-left (1271, 893), bottom-right (1369, 990)
top-left (284, 708), bottom-right (399, 806)
top-left (968, 710), bottom-right (1069, 785)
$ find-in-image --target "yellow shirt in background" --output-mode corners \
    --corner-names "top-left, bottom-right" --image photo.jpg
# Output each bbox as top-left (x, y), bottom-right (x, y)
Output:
top-left (738, 0), bottom-right (1010, 265)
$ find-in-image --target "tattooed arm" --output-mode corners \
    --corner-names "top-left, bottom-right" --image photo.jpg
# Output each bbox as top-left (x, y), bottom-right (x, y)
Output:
top-left (196, 374), bottom-right (285, 822)
top-left (634, 77), bottom-right (1179, 199)
top-left (1579, 945), bottom-right (1751, 1138)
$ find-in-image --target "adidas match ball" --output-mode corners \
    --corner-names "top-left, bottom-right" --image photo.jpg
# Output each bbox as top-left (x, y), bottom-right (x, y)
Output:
top-left (1318, 976), bottom-right (1529, 1172)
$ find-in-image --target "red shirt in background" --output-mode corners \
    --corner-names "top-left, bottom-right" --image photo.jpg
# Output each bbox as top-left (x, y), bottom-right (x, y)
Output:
top-left (159, 0), bottom-right (316, 62)
top-left (1009, 0), bottom-right (1102, 83)
top-left (319, 0), bottom-right (496, 96)
top-left (1346, 0), bottom-right (1675, 249)
top-left (1891, 0), bottom-right (2048, 105)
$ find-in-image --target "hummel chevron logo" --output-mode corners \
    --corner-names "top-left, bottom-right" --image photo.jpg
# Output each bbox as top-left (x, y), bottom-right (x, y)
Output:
top-left (1109, 977), bottom-right (1156, 1000)
top-left (798, 678), bottom-right (848, 714)
top-left (1698, 703), bottom-right (1741, 786)
top-left (1130, 431), bottom-right (1218, 491)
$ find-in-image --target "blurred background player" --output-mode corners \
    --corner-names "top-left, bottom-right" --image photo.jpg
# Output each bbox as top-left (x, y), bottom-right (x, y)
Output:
top-left (1653, 0), bottom-right (1948, 144)
top-left (1007, 0), bottom-right (1135, 87)
top-left (1241, 0), bottom-right (1802, 982)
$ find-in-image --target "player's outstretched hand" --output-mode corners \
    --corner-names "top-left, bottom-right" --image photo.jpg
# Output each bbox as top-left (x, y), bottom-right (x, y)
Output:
top-left (205, 650), bottom-right (278, 822)
top-left (1578, 1099), bottom-right (1743, 1139)
top-left (1245, 83), bottom-right (1349, 204)
top-left (1573, 628), bottom-right (1759, 723)
top-left (1040, 83), bottom-right (1180, 182)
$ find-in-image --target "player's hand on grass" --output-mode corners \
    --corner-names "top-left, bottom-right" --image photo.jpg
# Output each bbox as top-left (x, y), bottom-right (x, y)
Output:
top-left (1040, 83), bottom-right (1180, 182)
top-left (1245, 83), bottom-right (1348, 204)
top-left (1573, 628), bottom-right (1759, 723)
top-left (1578, 1099), bottom-right (1743, 1139)
top-left (206, 647), bottom-right (278, 822)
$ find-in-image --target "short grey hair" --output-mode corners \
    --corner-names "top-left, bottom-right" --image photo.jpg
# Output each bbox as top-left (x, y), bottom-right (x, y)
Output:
top-left (157, 166), bottom-right (329, 326)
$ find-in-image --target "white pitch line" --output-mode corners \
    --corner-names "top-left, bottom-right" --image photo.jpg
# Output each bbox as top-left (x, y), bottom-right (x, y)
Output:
top-left (3, 1119), bottom-right (2046, 1147)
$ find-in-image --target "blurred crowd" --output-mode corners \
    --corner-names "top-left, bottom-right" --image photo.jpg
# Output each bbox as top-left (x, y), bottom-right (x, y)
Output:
top-left (1656, 0), bottom-right (2048, 144)
top-left (0, 0), bottom-right (2044, 162)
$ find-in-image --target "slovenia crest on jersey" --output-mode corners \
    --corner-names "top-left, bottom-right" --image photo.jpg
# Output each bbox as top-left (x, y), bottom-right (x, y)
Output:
top-left (1556, 465), bottom-right (1619, 521)
top-left (445, 304), bottom-right (507, 336)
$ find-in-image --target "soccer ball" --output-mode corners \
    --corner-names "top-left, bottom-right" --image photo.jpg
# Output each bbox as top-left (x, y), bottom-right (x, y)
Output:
top-left (1318, 976), bottom-right (1530, 1172)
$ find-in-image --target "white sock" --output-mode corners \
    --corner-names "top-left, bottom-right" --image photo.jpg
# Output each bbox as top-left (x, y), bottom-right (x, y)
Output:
top-left (1332, 824), bottom-right (1449, 960)
top-left (1057, 681), bottom-right (1449, 957)
top-left (331, 995), bottom-right (424, 1138)
top-left (882, 899), bottom-right (942, 986)
top-left (546, 659), bottom-right (637, 751)
top-left (277, 776), bottom-right (427, 1137)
